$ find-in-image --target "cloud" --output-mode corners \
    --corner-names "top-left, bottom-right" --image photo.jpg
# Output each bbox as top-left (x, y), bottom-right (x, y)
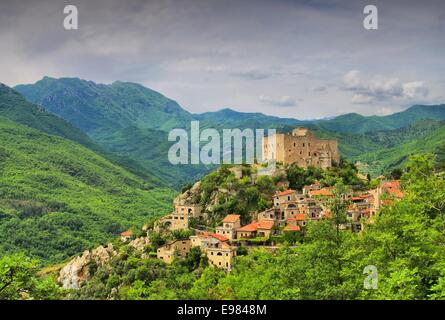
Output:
top-left (342, 70), bottom-right (429, 104)
top-left (258, 95), bottom-right (297, 107)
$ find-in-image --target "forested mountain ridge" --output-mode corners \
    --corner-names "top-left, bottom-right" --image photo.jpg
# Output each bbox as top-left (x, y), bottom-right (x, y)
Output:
top-left (0, 83), bottom-right (97, 150)
top-left (13, 77), bottom-right (445, 183)
top-left (0, 117), bottom-right (175, 264)
top-left (15, 77), bottom-right (206, 188)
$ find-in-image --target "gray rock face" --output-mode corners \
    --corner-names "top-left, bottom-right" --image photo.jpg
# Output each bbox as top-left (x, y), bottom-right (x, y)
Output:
top-left (58, 244), bottom-right (117, 289)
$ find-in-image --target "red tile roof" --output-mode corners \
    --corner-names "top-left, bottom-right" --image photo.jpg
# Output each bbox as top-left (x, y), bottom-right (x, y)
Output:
top-left (222, 214), bottom-right (240, 223)
top-left (382, 180), bottom-right (404, 198)
top-left (283, 225), bottom-right (300, 232)
top-left (276, 189), bottom-right (295, 197)
top-left (120, 230), bottom-right (133, 237)
top-left (237, 220), bottom-right (275, 232)
top-left (237, 222), bottom-right (258, 232)
top-left (309, 188), bottom-right (333, 197)
top-left (257, 220), bottom-right (275, 230)
top-left (211, 233), bottom-right (229, 242)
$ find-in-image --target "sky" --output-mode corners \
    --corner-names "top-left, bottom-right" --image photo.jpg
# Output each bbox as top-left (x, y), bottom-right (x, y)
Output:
top-left (0, 0), bottom-right (444, 119)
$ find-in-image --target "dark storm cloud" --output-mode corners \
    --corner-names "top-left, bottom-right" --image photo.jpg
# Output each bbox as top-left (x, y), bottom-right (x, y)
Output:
top-left (0, 0), bottom-right (444, 118)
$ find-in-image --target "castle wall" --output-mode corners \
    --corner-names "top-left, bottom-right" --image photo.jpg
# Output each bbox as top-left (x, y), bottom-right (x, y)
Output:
top-left (262, 128), bottom-right (339, 169)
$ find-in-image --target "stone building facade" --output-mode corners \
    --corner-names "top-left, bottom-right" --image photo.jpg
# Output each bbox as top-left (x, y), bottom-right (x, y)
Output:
top-left (262, 127), bottom-right (340, 168)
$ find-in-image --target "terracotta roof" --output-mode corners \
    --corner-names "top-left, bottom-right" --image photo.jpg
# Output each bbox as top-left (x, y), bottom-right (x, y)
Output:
top-left (222, 214), bottom-right (240, 223)
top-left (237, 222), bottom-right (258, 232)
top-left (211, 233), bottom-right (229, 242)
top-left (283, 225), bottom-right (300, 232)
top-left (257, 220), bottom-right (275, 230)
top-left (276, 189), bottom-right (295, 197)
top-left (382, 180), bottom-right (404, 198)
top-left (309, 188), bottom-right (333, 197)
top-left (120, 230), bottom-right (133, 237)
top-left (221, 242), bottom-right (233, 249)
top-left (237, 220), bottom-right (274, 232)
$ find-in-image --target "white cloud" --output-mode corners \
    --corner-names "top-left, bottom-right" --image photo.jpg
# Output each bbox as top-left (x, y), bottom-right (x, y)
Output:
top-left (402, 81), bottom-right (429, 99)
top-left (342, 70), bottom-right (429, 104)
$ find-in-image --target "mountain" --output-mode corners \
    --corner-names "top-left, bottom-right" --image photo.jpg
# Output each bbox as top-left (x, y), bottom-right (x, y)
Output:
top-left (0, 116), bottom-right (175, 264)
top-left (195, 108), bottom-right (303, 130)
top-left (0, 83), bottom-right (97, 150)
top-left (15, 77), bottom-right (193, 135)
top-left (15, 77), bottom-right (205, 188)
top-left (0, 83), bottom-right (163, 186)
top-left (349, 120), bottom-right (445, 175)
top-left (14, 77), bottom-right (445, 182)
top-left (311, 105), bottom-right (445, 133)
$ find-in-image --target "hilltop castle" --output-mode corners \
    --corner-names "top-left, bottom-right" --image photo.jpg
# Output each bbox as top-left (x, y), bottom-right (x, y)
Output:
top-left (262, 127), bottom-right (340, 169)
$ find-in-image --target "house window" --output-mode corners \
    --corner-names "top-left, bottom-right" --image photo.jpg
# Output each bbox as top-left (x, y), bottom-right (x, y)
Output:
top-left (217, 252), bottom-right (223, 256)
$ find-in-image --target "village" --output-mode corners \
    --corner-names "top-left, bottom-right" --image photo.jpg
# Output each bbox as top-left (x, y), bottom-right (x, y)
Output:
top-left (119, 128), bottom-right (404, 272)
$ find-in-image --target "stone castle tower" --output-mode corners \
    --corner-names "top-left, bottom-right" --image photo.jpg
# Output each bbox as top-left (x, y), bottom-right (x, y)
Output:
top-left (262, 127), bottom-right (340, 169)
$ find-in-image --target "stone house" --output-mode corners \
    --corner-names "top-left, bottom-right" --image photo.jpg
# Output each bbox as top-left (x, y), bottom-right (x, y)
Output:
top-left (120, 230), bottom-right (134, 242)
top-left (236, 220), bottom-right (275, 239)
top-left (206, 242), bottom-right (237, 271)
top-left (215, 214), bottom-right (241, 240)
top-left (157, 239), bottom-right (191, 264)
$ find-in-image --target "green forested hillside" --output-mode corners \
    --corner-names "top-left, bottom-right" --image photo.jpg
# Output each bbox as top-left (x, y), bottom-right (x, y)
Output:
top-left (15, 77), bottom-right (204, 188)
top-left (0, 117), bottom-right (175, 264)
top-left (352, 122), bottom-right (445, 175)
top-left (0, 83), bottom-right (97, 150)
top-left (312, 119), bottom-right (445, 175)
top-left (14, 77), bottom-right (193, 134)
top-left (311, 104), bottom-right (445, 133)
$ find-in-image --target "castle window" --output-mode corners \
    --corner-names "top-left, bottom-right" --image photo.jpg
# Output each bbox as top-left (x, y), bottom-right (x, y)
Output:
top-left (308, 152), bottom-right (311, 156)
top-left (303, 143), bottom-right (305, 147)
top-left (293, 143), bottom-right (296, 147)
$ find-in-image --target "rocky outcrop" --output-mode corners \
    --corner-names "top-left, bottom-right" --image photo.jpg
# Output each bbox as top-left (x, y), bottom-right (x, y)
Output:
top-left (129, 236), bottom-right (150, 252)
top-left (58, 244), bottom-right (117, 289)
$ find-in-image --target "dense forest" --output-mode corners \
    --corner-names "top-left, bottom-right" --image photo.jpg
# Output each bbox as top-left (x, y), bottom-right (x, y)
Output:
top-left (0, 118), bottom-right (175, 264)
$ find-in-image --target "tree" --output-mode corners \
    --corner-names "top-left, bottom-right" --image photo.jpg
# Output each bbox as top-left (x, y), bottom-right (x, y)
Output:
top-left (0, 253), bottom-right (62, 300)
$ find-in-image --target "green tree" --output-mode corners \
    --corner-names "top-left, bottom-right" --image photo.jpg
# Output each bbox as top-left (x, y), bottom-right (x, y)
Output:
top-left (0, 253), bottom-right (62, 300)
